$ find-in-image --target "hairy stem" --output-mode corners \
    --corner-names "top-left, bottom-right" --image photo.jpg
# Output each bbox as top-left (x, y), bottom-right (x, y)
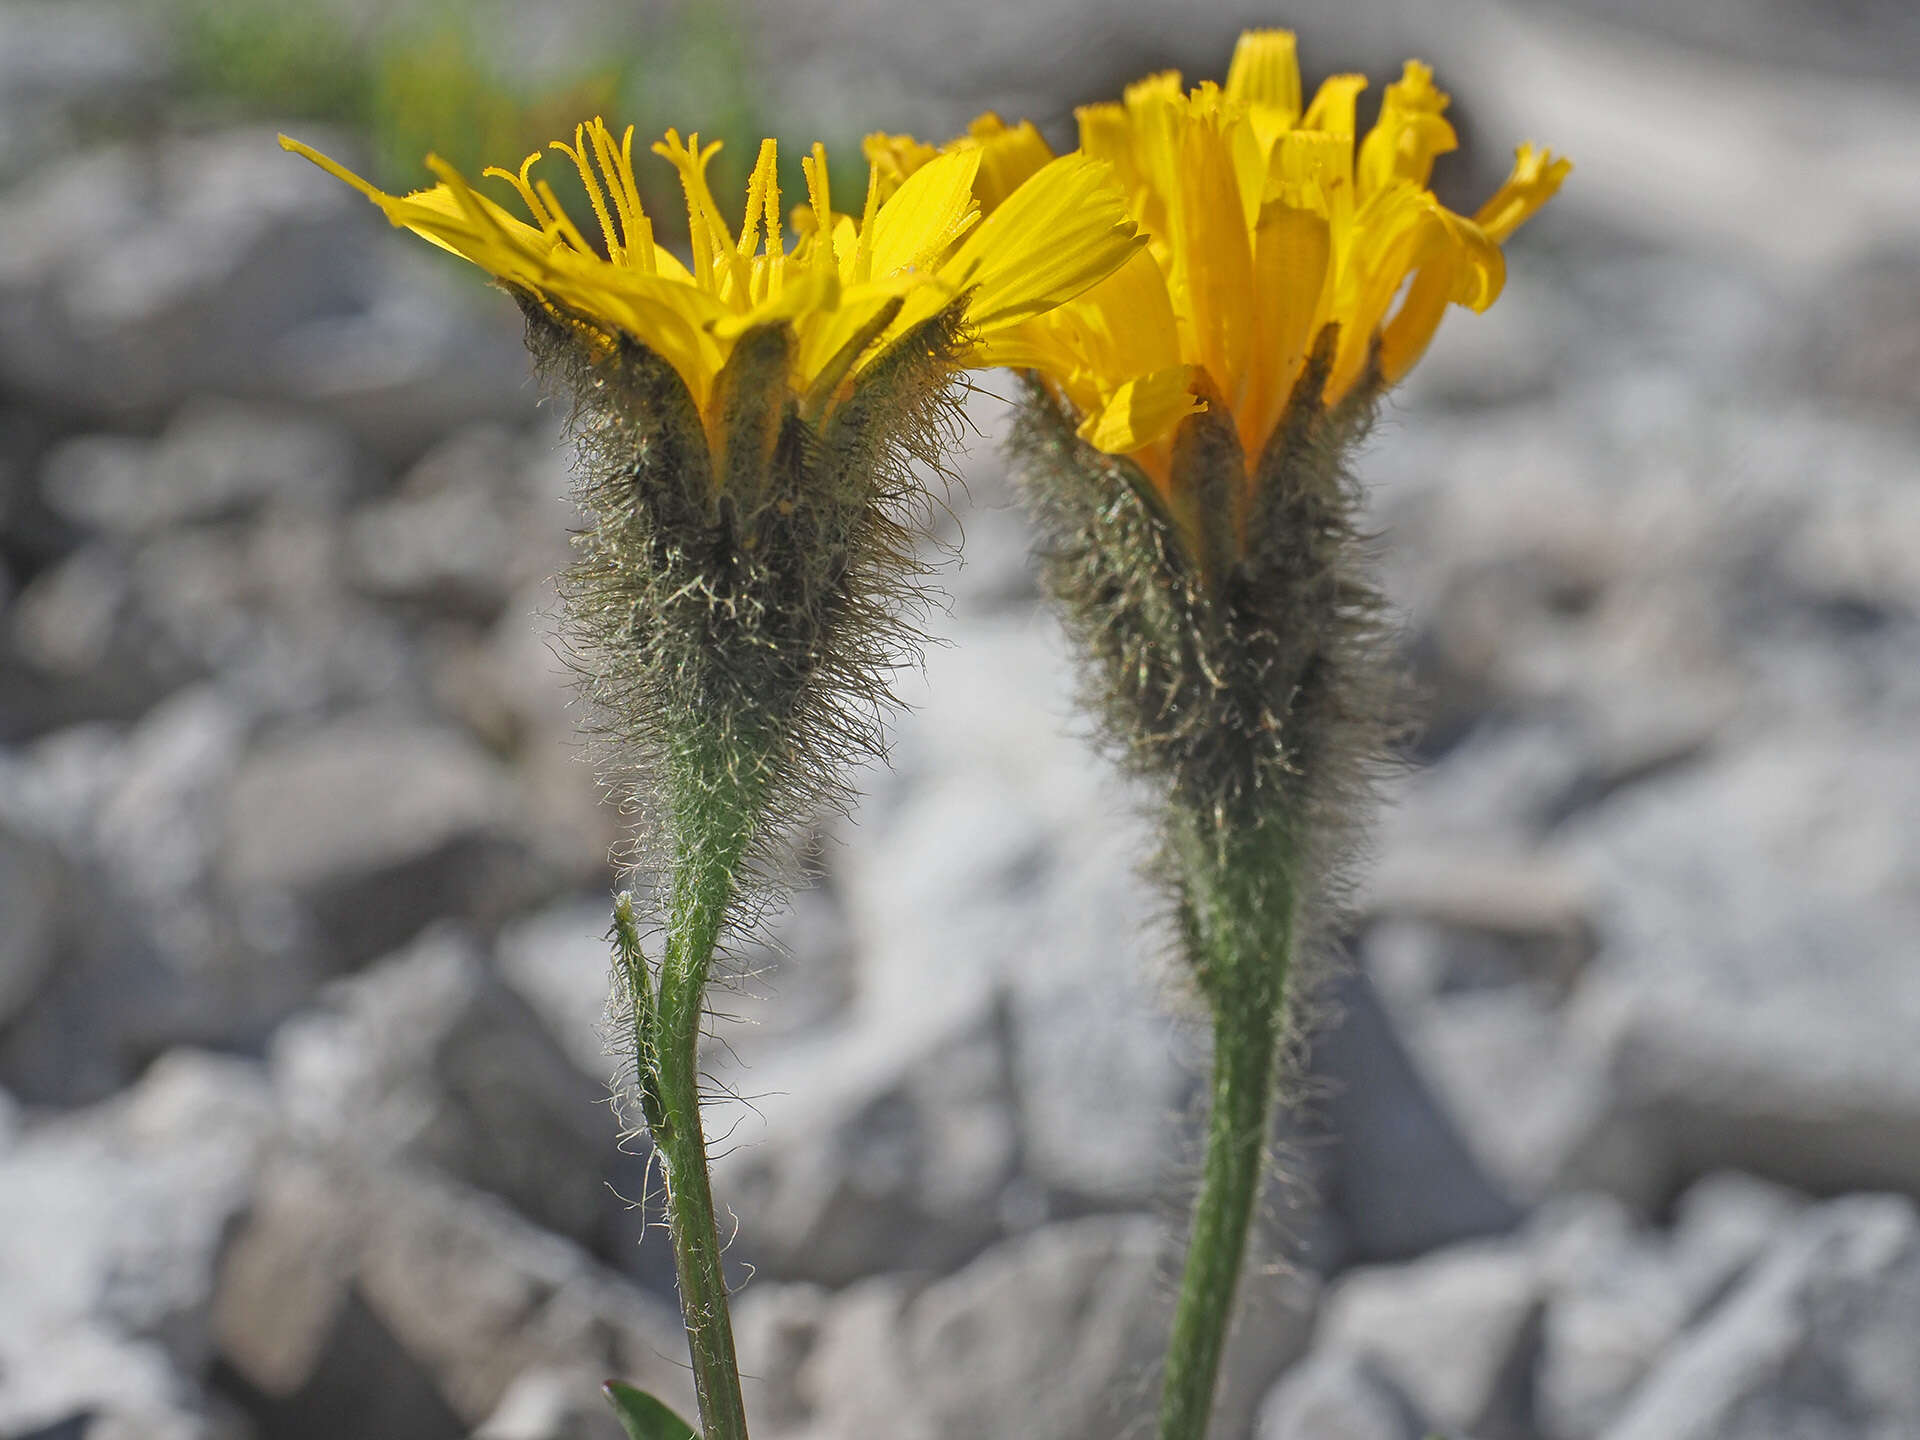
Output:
top-left (647, 738), bottom-right (759, 1440)
top-left (1158, 828), bottom-right (1295, 1440)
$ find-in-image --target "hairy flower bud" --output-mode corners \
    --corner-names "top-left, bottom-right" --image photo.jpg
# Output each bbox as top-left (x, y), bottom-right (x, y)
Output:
top-left (284, 116), bottom-right (1141, 893)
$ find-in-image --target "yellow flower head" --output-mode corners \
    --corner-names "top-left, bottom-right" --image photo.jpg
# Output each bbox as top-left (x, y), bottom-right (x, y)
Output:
top-left (893, 31), bottom-right (1569, 514)
top-left (280, 119), bottom-right (1140, 427)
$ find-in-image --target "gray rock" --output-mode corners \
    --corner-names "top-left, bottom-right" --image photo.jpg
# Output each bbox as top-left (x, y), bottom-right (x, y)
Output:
top-left (219, 714), bottom-right (527, 967)
top-left (271, 925), bottom-right (612, 1242)
top-left (1531, 1177), bottom-right (1805, 1440)
top-left (1361, 878), bottom-right (1620, 1204)
top-left (40, 399), bottom-right (359, 537)
top-left (1362, 849), bottom-right (1596, 996)
top-left (712, 879), bottom-right (858, 1043)
top-left (0, 127), bottom-right (528, 443)
top-left (1257, 1350), bottom-right (1428, 1440)
top-left (0, 694), bottom-right (326, 1105)
top-left (0, 1051), bottom-right (276, 1435)
top-left (0, 1327), bottom-right (239, 1440)
top-left (1603, 1194), bottom-right (1920, 1440)
top-left (710, 995), bottom-right (1020, 1286)
top-left (1805, 252), bottom-right (1920, 418)
top-left (1315, 1240), bottom-right (1544, 1440)
top-left (734, 1213), bottom-right (1315, 1440)
top-left (1666, 1171), bottom-right (1809, 1309)
top-left (494, 898), bottom-right (621, 1085)
top-left (432, 578), bottom-right (618, 891)
top-left (3, 541), bottom-right (201, 734)
top-left (90, 687), bottom-right (247, 922)
top-left (212, 1150), bottom-right (694, 1430)
top-left (474, 1367), bottom-right (627, 1440)
top-left (0, 2), bottom-right (168, 184)
top-left (1544, 0), bottom-right (1920, 84)
top-left (29, 432), bottom-right (146, 534)
top-left (1221, 1260), bottom-right (1332, 1440)
top-left (1376, 976), bottom-right (1617, 1205)
top-left (1529, 1195), bottom-right (1700, 1440)
top-left (1396, 261), bottom-right (1575, 413)
top-left (1309, 965), bottom-right (1526, 1263)
top-left (127, 506), bottom-right (422, 721)
top-left (836, 613), bottom-right (1184, 1211)
top-left (6, 543), bottom-right (124, 676)
top-left (0, 128), bottom-right (353, 420)
top-left (266, 243), bottom-right (536, 462)
top-left (0, 2), bottom-right (165, 109)
top-left (345, 424), bottom-right (557, 622)
top-left (0, 820), bottom-right (61, 1028)
top-left (1560, 729), bottom-right (1920, 1202)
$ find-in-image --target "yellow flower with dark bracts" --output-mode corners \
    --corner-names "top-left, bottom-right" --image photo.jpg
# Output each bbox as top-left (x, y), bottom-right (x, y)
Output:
top-left (883, 30), bottom-right (1568, 516)
top-left (281, 119), bottom-right (1141, 426)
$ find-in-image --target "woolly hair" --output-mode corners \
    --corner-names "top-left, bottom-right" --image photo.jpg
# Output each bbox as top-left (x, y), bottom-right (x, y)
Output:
top-left (522, 297), bottom-right (966, 940)
top-left (1005, 328), bottom-right (1402, 985)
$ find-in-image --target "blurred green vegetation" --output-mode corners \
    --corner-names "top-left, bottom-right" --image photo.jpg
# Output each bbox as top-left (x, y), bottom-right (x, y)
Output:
top-left (178, 0), bottom-right (855, 253)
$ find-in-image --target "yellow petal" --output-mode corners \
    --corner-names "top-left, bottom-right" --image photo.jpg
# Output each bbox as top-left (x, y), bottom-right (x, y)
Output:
top-left (1300, 74), bottom-right (1367, 134)
top-left (1225, 29), bottom-right (1302, 154)
top-left (1168, 115), bottom-right (1254, 403)
top-left (865, 149), bottom-right (982, 279)
top-left (1377, 261), bottom-right (1456, 385)
top-left (793, 274), bottom-right (915, 383)
top-left (1077, 365), bottom-right (1205, 454)
top-left (863, 131), bottom-right (939, 200)
top-left (957, 113), bottom-right (1057, 214)
top-left (938, 153), bottom-right (1143, 336)
top-left (1331, 189), bottom-right (1503, 399)
top-left (1475, 143), bottom-right (1572, 243)
top-left (712, 262), bottom-right (840, 339)
top-left (1356, 61), bottom-right (1457, 198)
top-left (1225, 29), bottom-right (1302, 116)
top-left (1076, 101), bottom-right (1137, 191)
top-left (1241, 203), bottom-right (1330, 456)
top-left (1062, 246), bottom-right (1184, 389)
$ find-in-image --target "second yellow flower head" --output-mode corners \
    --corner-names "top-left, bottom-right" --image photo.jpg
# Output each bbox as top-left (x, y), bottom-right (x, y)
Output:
top-left (877, 30), bottom-right (1569, 520)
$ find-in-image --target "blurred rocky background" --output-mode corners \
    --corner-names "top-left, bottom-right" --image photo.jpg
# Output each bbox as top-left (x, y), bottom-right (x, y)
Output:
top-left (3, 0), bottom-right (1919, 1437)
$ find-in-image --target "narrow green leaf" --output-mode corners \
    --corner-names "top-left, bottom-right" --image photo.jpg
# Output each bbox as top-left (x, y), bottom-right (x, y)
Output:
top-left (602, 1381), bottom-right (699, 1440)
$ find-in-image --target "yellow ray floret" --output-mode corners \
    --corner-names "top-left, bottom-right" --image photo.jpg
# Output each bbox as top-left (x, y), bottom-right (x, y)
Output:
top-left (887, 32), bottom-right (1569, 508)
top-left (280, 119), bottom-right (1141, 423)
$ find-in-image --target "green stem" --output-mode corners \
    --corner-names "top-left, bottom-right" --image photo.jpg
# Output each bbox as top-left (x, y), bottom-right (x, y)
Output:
top-left (1157, 833), bottom-right (1294, 1440)
top-left (647, 745), bottom-right (757, 1440)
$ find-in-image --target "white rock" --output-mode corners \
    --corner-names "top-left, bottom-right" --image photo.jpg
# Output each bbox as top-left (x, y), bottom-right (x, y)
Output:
top-left (837, 612), bottom-right (1182, 1209)
top-left (271, 925), bottom-right (611, 1242)
top-left (1562, 729), bottom-right (1920, 1200)
top-left (0, 820), bottom-right (61, 1028)
top-left (1316, 1240), bottom-right (1542, 1439)
top-left (220, 714), bottom-right (524, 965)
top-left (710, 997), bottom-right (1019, 1286)
top-left (213, 1149), bottom-right (692, 1429)
top-left (735, 1213), bottom-right (1315, 1440)
top-left (1603, 1194), bottom-right (1920, 1440)
top-left (475, 1365), bottom-right (627, 1440)
top-left (1257, 1349), bottom-right (1427, 1440)
top-left (0, 1051), bottom-right (275, 1433)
